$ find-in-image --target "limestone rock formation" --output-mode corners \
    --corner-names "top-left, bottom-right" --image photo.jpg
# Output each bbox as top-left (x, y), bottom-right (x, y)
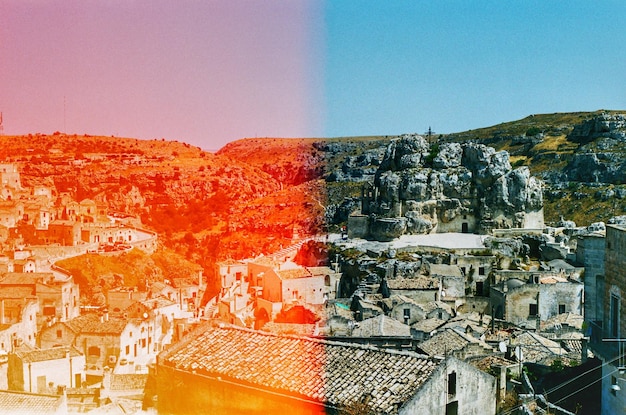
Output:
top-left (352, 136), bottom-right (544, 240)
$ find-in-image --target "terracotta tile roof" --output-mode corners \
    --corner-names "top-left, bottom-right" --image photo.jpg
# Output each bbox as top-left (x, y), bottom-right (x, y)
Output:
top-left (539, 276), bottom-right (569, 284)
top-left (66, 313), bottom-right (130, 335)
top-left (511, 332), bottom-right (564, 364)
top-left (216, 258), bottom-right (245, 266)
top-left (352, 315), bottom-right (411, 337)
top-left (140, 297), bottom-right (177, 310)
top-left (541, 312), bottom-right (584, 331)
top-left (159, 324), bottom-right (439, 413)
top-left (15, 346), bottom-right (82, 363)
top-left (277, 268), bottom-right (312, 280)
top-left (469, 355), bottom-right (516, 373)
top-left (109, 374), bottom-right (148, 391)
top-left (0, 390), bottom-right (65, 415)
top-left (411, 318), bottom-right (447, 333)
top-left (0, 272), bottom-right (52, 285)
top-left (418, 328), bottom-right (492, 357)
top-left (261, 322), bottom-right (317, 336)
top-left (307, 266), bottom-right (336, 276)
top-left (0, 287), bottom-right (35, 298)
top-left (250, 256), bottom-right (280, 267)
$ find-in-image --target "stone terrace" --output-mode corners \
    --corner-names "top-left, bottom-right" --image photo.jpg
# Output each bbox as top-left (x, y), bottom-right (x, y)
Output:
top-left (158, 324), bottom-right (439, 413)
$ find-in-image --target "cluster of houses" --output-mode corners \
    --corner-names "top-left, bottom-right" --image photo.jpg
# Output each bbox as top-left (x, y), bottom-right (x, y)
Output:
top-left (0, 159), bottom-right (624, 414)
top-left (0, 163), bottom-right (157, 253)
top-left (176, 225), bottom-right (590, 414)
top-left (0, 164), bottom-right (198, 413)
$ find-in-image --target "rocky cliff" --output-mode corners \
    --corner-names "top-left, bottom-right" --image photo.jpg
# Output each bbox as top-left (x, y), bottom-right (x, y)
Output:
top-left (350, 135), bottom-right (543, 240)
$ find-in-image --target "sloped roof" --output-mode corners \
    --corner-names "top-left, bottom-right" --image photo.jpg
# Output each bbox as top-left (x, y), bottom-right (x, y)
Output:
top-left (14, 346), bottom-right (82, 363)
top-left (511, 331), bottom-right (564, 364)
top-left (0, 390), bottom-right (65, 415)
top-left (411, 318), bottom-right (447, 333)
top-left (277, 268), bottom-right (312, 280)
top-left (159, 324), bottom-right (439, 414)
top-left (418, 328), bottom-right (492, 357)
top-left (109, 374), bottom-right (148, 391)
top-left (352, 315), bottom-right (411, 337)
top-left (66, 314), bottom-right (129, 335)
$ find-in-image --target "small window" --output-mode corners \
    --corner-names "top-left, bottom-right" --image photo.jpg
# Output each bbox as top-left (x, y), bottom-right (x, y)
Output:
top-left (448, 371), bottom-right (457, 395)
top-left (56, 330), bottom-right (62, 339)
top-left (446, 401), bottom-right (459, 415)
top-left (125, 345), bottom-right (130, 355)
top-left (479, 267), bottom-right (485, 276)
top-left (559, 304), bottom-right (566, 314)
top-left (529, 303), bottom-right (538, 317)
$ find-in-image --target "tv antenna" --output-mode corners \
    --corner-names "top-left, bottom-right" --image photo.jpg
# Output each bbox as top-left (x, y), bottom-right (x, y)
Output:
top-left (424, 126), bottom-right (436, 143)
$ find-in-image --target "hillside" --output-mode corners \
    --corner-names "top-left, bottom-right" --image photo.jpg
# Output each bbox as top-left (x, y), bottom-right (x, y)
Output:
top-left (6, 110), bottom-right (626, 298)
top-left (444, 110), bottom-right (626, 225)
top-left (0, 133), bottom-right (324, 299)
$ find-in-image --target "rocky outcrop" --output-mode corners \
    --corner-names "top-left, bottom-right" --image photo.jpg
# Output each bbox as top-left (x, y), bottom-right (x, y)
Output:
top-left (567, 113), bottom-right (626, 144)
top-left (354, 136), bottom-right (544, 239)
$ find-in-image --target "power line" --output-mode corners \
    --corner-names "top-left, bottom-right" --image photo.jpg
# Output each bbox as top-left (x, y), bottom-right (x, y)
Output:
top-left (499, 352), bottom-right (624, 415)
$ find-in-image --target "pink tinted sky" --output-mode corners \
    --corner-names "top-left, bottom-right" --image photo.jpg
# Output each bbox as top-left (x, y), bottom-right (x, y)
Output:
top-left (0, 1), bottom-right (325, 150)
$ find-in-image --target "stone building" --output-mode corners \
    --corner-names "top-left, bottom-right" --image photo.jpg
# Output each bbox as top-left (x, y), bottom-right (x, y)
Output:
top-left (590, 224), bottom-right (626, 414)
top-left (155, 324), bottom-right (496, 414)
top-left (7, 346), bottom-right (85, 392)
top-left (0, 272), bottom-right (80, 328)
top-left (576, 231), bottom-right (605, 328)
top-left (490, 275), bottom-right (583, 328)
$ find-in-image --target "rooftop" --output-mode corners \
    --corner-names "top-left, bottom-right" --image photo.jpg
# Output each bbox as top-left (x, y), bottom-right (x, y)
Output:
top-left (277, 268), bottom-right (312, 280)
top-left (352, 315), bottom-right (411, 337)
top-left (14, 346), bottom-right (82, 363)
top-left (386, 276), bottom-right (439, 290)
top-left (159, 324), bottom-right (439, 413)
top-left (0, 390), bottom-right (65, 415)
top-left (418, 328), bottom-right (493, 357)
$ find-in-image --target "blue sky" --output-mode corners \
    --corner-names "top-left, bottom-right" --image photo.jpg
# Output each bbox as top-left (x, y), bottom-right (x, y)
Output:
top-left (324, 1), bottom-right (626, 137)
top-left (1, 1), bottom-right (625, 150)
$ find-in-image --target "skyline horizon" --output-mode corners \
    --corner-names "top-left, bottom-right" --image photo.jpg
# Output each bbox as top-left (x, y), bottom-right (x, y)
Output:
top-left (2, 1), bottom-right (625, 150)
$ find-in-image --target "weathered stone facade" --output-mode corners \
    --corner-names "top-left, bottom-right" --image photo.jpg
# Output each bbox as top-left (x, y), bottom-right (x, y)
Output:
top-left (350, 136), bottom-right (544, 240)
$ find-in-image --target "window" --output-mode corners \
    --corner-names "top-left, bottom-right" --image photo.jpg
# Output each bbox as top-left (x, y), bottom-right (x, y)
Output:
top-left (529, 303), bottom-right (538, 317)
top-left (88, 346), bottom-right (100, 357)
top-left (479, 267), bottom-right (485, 276)
top-left (448, 371), bottom-right (457, 395)
top-left (475, 281), bottom-right (484, 297)
top-left (56, 330), bottom-right (62, 339)
top-left (403, 308), bottom-right (410, 323)
top-left (43, 306), bottom-right (56, 317)
top-left (125, 345), bottom-right (130, 355)
top-left (611, 294), bottom-right (620, 338)
top-left (446, 401), bottom-right (459, 415)
top-left (559, 304), bottom-right (566, 314)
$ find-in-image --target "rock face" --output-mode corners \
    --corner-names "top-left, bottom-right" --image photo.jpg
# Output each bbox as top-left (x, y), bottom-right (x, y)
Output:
top-left (352, 135), bottom-right (544, 240)
top-left (567, 113), bottom-right (626, 144)
top-left (560, 113), bottom-right (626, 184)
